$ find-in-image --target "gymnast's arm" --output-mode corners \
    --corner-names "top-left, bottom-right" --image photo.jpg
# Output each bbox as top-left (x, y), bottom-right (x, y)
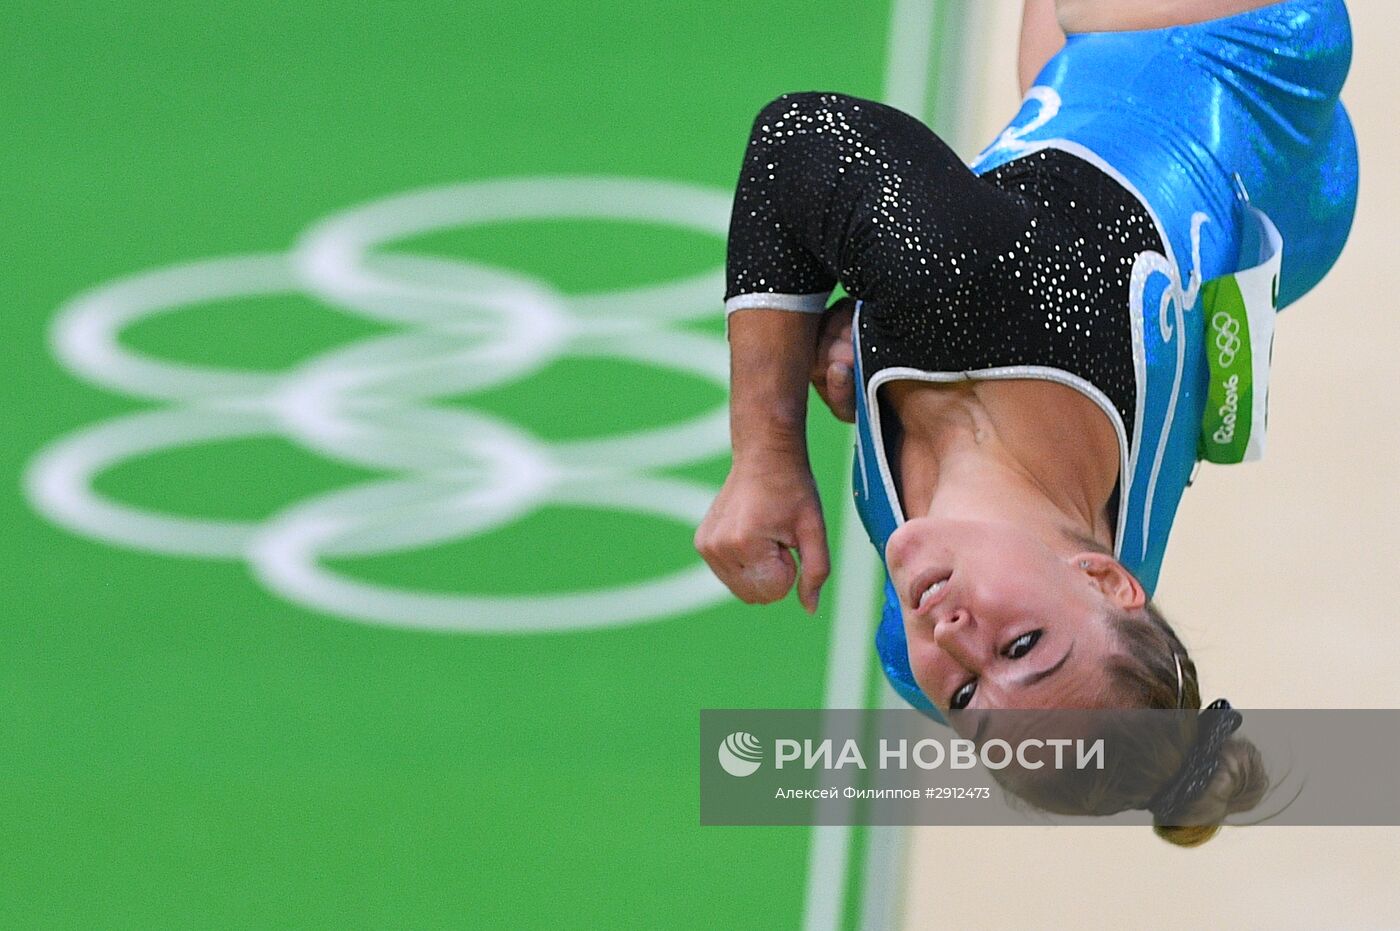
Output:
top-left (693, 308), bottom-right (831, 615)
top-left (698, 88), bottom-right (991, 613)
top-left (1019, 0), bottom-right (1066, 95)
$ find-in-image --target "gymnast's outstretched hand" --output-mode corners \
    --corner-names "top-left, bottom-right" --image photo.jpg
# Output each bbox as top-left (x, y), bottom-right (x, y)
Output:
top-left (694, 458), bottom-right (830, 614)
top-left (810, 297), bottom-right (857, 423)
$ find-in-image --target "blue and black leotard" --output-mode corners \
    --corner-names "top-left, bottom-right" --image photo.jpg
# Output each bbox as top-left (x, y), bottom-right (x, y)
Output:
top-left (722, 0), bottom-right (1357, 719)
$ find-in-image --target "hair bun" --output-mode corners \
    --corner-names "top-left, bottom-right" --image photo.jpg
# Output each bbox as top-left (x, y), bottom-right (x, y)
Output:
top-left (1152, 735), bottom-right (1269, 847)
top-left (1147, 699), bottom-right (1242, 819)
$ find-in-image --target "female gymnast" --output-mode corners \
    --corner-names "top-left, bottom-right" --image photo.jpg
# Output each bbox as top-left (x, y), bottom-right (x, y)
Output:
top-left (695, 0), bottom-right (1357, 844)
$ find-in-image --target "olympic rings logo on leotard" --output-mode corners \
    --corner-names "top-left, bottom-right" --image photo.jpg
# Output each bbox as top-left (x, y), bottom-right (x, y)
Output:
top-left (23, 177), bottom-right (740, 633)
top-left (1210, 311), bottom-right (1243, 368)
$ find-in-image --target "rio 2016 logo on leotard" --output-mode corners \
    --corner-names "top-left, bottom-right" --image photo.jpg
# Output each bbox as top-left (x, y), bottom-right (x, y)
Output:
top-left (23, 177), bottom-right (741, 635)
top-left (1208, 310), bottom-right (1246, 444)
top-left (1212, 374), bottom-right (1242, 445)
top-left (1210, 310), bottom-right (1243, 368)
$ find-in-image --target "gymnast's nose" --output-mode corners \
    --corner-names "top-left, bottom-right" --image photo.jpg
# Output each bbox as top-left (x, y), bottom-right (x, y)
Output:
top-left (932, 609), bottom-right (982, 665)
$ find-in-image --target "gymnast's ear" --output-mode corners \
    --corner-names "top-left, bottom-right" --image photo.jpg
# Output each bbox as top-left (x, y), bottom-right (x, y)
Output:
top-left (1073, 552), bottom-right (1146, 610)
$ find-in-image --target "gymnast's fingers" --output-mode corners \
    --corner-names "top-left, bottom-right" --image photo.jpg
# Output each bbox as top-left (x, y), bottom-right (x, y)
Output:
top-left (695, 519), bottom-right (794, 605)
top-left (824, 359), bottom-right (856, 423)
top-left (795, 512), bottom-right (831, 614)
top-left (735, 545), bottom-right (799, 605)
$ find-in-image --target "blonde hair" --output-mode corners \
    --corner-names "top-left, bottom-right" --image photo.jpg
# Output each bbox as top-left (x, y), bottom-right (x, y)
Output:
top-left (981, 601), bottom-right (1270, 846)
top-left (1152, 734), bottom-right (1269, 847)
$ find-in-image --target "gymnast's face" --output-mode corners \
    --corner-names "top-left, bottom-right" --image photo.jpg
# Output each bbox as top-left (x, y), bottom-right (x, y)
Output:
top-left (884, 516), bottom-right (1146, 713)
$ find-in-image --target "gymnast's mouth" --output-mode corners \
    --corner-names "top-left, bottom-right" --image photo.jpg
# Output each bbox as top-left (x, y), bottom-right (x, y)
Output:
top-left (908, 569), bottom-right (952, 615)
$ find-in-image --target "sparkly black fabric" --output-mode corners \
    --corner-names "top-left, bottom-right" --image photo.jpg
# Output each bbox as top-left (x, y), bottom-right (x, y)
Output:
top-left (724, 91), bottom-right (1167, 438)
top-left (1146, 699), bottom-right (1244, 821)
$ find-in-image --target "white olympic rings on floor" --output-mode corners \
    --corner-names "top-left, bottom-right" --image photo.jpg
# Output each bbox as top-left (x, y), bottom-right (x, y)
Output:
top-left (25, 176), bottom-right (737, 632)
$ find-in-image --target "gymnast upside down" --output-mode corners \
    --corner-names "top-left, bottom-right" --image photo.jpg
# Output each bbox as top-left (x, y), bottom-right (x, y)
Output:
top-left (695, 0), bottom-right (1357, 844)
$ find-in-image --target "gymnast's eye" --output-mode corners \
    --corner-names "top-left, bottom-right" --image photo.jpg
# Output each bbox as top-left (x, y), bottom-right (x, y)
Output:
top-left (1004, 630), bottom-right (1042, 659)
top-left (950, 680), bottom-right (976, 710)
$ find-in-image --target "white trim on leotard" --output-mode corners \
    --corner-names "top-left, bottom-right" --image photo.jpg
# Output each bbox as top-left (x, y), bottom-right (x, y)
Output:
top-left (724, 291), bottom-right (832, 315)
top-left (856, 137), bottom-right (1193, 561)
top-left (978, 137), bottom-right (1192, 563)
top-left (862, 361), bottom-right (1132, 559)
